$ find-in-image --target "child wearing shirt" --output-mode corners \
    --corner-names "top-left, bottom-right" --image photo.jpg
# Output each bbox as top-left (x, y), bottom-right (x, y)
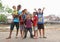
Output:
top-left (12, 6), bottom-right (18, 18)
top-left (33, 12), bottom-right (38, 39)
top-left (23, 14), bottom-right (33, 39)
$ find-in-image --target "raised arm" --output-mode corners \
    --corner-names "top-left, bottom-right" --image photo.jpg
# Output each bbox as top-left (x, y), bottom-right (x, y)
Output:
top-left (34, 8), bottom-right (38, 12)
top-left (42, 7), bottom-right (45, 13)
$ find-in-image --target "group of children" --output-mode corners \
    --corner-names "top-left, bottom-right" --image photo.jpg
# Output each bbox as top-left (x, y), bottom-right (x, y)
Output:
top-left (6, 5), bottom-right (46, 39)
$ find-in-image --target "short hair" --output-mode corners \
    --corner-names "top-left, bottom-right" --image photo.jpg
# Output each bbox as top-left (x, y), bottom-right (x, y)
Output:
top-left (38, 8), bottom-right (41, 10)
top-left (17, 5), bottom-right (21, 10)
top-left (18, 5), bottom-right (21, 7)
top-left (33, 12), bottom-right (37, 15)
top-left (12, 6), bottom-right (16, 8)
top-left (17, 5), bottom-right (21, 9)
top-left (22, 10), bottom-right (25, 13)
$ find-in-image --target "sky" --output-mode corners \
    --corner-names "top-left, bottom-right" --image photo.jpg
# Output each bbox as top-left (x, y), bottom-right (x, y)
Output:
top-left (1, 0), bottom-right (60, 17)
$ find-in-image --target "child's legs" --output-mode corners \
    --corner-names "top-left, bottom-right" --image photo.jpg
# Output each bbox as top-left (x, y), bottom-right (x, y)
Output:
top-left (15, 22), bottom-right (19, 36)
top-left (39, 24), bottom-right (45, 37)
top-left (29, 28), bottom-right (33, 37)
top-left (41, 28), bottom-right (45, 37)
top-left (39, 29), bottom-right (41, 37)
top-left (20, 25), bottom-right (24, 37)
top-left (20, 25), bottom-right (22, 37)
top-left (34, 30), bottom-right (38, 37)
top-left (33, 27), bottom-right (35, 36)
top-left (38, 24), bottom-right (41, 37)
top-left (34, 26), bottom-right (38, 37)
top-left (9, 23), bottom-right (14, 37)
top-left (24, 28), bottom-right (28, 38)
top-left (20, 30), bottom-right (24, 37)
top-left (40, 24), bottom-right (45, 37)
top-left (22, 25), bottom-right (25, 37)
top-left (20, 30), bottom-right (22, 37)
top-left (22, 30), bottom-right (24, 37)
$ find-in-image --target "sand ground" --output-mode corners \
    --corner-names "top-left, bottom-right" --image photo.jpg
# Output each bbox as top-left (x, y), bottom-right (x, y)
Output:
top-left (0, 24), bottom-right (60, 42)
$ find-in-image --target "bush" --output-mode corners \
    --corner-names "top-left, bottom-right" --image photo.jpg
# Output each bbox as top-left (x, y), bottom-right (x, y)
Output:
top-left (0, 14), bottom-right (7, 23)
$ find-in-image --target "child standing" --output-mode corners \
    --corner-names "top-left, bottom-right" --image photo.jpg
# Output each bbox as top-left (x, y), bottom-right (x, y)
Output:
top-left (19, 10), bottom-right (26, 38)
top-left (33, 12), bottom-right (38, 39)
top-left (12, 6), bottom-right (17, 15)
top-left (23, 14), bottom-right (33, 39)
top-left (34, 8), bottom-right (46, 38)
top-left (6, 5), bottom-right (21, 39)
top-left (12, 6), bottom-right (18, 18)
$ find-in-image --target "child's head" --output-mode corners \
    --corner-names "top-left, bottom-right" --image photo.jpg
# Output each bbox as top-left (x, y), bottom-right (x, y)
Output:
top-left (12, 6), bottom-right (16, 9)
top-left (24, 9), bottom-right (28, 14)
top-left (26, 14), bottom-right (31, 19)
top-left (22, 10), bottom-right (25, 15)
top-left (24, 9), bottom-right (27, 12)
top-left (33, 12), bottom-right (37, 16)
top-left (38, 8), bottom-right (41, 12)
top-left (17, 5), bottom-right (21, 11)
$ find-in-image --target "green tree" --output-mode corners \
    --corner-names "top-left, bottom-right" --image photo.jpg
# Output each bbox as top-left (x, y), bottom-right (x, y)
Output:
top-left (0, 3), bottom-right (2, 11)
top-left (0, 14), bottom-right (7, 22)
top-left (0, 1), bottom-right (5, 12)
top-left (0, 3), bottom-right (2, 7)
top-left (8, 8), bottom-right (12, 13)
top-left (0, 0), bottom-right (2, 7)
top-left (5, 6), bottom-right (12, 13)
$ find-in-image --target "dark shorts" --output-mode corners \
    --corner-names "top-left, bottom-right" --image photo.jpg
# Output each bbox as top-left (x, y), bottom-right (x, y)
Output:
top-left (37, 24), bottom-right (44, 29)
top-left (10, 22), bottom-right (19, 30)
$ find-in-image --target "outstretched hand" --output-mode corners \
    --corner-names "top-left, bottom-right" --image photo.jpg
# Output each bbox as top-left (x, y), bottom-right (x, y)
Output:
top-left (34, 8), bottom-right (37, 11)
top-left (43, 7), bottom-right (45, 9)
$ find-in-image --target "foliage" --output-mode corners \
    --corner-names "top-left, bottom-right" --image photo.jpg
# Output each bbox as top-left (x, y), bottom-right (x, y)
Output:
top-left (0, 3), bottom-right (2, 7)
top-left (0, 14), bottom-right (7, 22)
top-left (5, 7), bottom-right (12, 13)
top-left (0, 1), bottom-right (12, 13)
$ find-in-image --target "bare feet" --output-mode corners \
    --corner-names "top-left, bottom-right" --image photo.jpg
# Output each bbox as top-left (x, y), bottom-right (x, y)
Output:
top-left (43, 36), bottom-right (47, 38)
top-left (34, 36), bottom-right (38, 39)
top-left (6, 37), bottom-right (11, 39)
top-left (39, 36), bottom-right (47, 38)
